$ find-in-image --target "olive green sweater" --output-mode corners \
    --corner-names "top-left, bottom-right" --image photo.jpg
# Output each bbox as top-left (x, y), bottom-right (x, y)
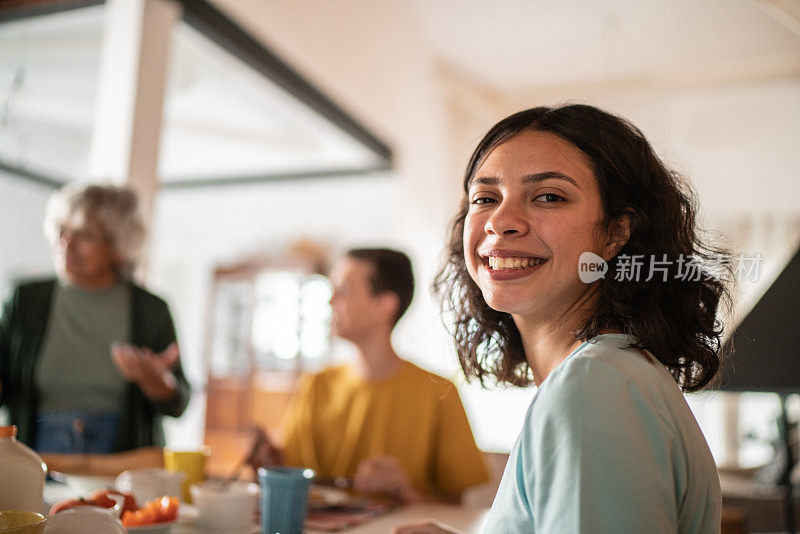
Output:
top-left (0, 278), bottom-right (191, 451)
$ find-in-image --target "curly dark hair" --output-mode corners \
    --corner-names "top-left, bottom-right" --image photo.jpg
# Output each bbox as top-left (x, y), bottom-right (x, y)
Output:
top-left (434, 104), bottom-right (732, 392)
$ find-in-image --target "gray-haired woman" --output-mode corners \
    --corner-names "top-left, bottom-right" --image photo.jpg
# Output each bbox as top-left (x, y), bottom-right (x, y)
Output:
top-left (0, 183), bottom-right (190, 453)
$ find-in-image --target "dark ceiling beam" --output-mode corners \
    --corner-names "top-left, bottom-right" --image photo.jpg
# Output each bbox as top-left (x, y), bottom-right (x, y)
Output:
top-left (0, 0), bottom-right (103, 22)
top-left (0, 158), bottom-right (65, 189)
top-left (161, 166), bottom-right (390, 190)
top-left (175, 0), bottom-right (393, 169)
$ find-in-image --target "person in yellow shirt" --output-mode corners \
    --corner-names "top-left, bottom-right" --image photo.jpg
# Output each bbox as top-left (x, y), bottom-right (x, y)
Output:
top-left (251, 248), bottom-right (488, 503)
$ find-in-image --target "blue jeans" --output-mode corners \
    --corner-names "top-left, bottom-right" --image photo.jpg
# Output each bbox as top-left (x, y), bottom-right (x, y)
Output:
top-left (34, 409), bottom-right (120, 454)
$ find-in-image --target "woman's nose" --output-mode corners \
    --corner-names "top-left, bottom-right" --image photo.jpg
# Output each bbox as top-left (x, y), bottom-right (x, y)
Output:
top-left (484, 201), bottom-right (529, 236)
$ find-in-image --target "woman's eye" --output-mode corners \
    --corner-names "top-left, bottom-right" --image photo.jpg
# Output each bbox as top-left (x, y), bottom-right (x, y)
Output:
top-left (534, 193), bottom-right (565, 203)
top-left (470, 197), bottom-right (496, 205)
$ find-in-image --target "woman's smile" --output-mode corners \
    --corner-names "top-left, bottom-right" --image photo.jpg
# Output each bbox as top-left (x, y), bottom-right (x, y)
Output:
top-left (479, 249), bottom-right (550, 281)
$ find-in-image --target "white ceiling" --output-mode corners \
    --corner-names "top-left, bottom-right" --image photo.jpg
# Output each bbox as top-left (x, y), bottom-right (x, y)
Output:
top-left (411, 0), bottom-right (800, 91)
top-left (1, 0), bottom-right (798, 185)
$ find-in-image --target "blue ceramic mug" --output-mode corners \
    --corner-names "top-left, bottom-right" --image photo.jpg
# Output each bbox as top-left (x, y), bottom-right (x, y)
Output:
top-left (258, 466), bottom-right (315, 534)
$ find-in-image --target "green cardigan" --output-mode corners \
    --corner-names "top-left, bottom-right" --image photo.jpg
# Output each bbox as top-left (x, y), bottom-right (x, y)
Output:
top-left (0, 278), bottom-right (191, 451)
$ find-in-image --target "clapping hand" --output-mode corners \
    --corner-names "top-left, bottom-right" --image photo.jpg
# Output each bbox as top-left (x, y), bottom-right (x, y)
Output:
top-left (111, 341), bottom-right (180, 401)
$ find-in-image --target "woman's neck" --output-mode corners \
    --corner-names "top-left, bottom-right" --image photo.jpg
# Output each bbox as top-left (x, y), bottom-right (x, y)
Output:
top-left (514, 289), bottom-right (600, 386)
top-left (516, 317), bottom-right (584, 387)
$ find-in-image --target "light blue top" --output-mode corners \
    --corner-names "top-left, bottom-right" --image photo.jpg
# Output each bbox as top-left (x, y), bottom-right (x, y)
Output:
top-left (484, 334), bottom-right (720, 533)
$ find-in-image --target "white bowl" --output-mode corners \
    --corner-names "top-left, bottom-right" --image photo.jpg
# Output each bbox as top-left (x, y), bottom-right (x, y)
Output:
top-left (44, 506), bottom-right (125, 534)
top-left (190, 480), bottom-right (259, 531)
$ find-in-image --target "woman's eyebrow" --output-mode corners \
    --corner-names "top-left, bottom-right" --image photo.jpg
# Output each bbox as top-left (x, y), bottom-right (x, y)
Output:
top-left (470, 171), bottom-right (578, 188)
top-left (522, 171), bottom-right (578, 187)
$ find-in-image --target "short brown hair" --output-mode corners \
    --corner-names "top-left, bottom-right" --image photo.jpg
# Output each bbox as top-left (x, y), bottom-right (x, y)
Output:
top-left (347, 248), bottom-right (414, 324)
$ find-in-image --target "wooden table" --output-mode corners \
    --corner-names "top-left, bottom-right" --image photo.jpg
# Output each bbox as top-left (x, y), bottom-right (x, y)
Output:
top-left (46, 482), bottom-right (488, 533)
top-left (169, 504), bottom-right (488, 533)
top-left (332, 504), bottom-right (488, 533)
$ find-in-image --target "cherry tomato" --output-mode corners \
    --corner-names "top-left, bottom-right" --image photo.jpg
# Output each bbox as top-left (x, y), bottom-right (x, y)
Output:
top-left (121, 510), bottom-right (146, 527)
top-left (155, 496), bottom-right (179, 523)
top-left (138, 500), bottom-right (160, 524)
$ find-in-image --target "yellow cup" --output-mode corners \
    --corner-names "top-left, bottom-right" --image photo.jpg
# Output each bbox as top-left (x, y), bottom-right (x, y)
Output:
top-left (0, 511), bottom-right (46, 534)
top-left (163, 447), bottom-right (210, 503)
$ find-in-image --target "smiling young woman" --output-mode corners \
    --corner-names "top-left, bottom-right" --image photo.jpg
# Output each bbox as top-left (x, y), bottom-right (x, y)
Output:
top-left (439, 105), bottom-right (729, 393)
top-left (395, 105), bottom-right (732, 534)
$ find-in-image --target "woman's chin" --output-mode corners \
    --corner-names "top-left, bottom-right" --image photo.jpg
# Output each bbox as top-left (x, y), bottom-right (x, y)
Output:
top-left (483, 295), bottom-right (534, 317)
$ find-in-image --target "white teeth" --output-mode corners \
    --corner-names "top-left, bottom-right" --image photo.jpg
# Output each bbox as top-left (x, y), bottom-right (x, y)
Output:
top-left (487, 257), bottom-right (545, 270)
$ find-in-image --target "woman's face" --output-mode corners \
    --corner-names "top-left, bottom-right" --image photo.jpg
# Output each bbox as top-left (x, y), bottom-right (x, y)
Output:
top-left (464, 129), bottom-right (614, 323)
top-left (54, 210), bottom-right (120, 288)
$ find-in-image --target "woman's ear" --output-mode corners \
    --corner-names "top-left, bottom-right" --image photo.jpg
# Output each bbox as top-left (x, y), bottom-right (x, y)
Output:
top-left (604, 214), bottom-right (631, 259)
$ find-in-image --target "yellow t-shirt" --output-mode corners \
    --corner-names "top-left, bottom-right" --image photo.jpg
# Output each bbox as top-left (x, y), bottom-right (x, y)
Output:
top-left (280, 361), bottom-right (489, 497)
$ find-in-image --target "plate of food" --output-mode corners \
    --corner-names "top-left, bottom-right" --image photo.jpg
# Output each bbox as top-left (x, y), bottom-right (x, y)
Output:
top-left (49, 492), bottom-right (181, 533)
top-left (308, 485), bottom-right (364, 511)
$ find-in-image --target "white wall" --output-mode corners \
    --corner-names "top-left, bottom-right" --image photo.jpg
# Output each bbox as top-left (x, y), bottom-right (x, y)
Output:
top-left (0, 173), bottom-right (54, 289)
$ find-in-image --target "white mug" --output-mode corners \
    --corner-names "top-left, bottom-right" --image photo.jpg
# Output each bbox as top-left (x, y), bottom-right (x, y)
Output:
top-left (43, 506), bottom-right (125, 534)
top-left (190, 480), bottom-right (259, 531)
top-left (115, 468), bottom-right (184, 504)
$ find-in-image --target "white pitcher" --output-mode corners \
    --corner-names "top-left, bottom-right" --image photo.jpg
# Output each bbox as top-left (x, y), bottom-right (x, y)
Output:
top-left (0, 426), bottom-right (47, 514)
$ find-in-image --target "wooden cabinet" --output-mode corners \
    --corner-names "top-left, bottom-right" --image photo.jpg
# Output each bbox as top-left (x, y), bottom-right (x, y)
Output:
top-left (202, 253), bottom-right (330, 477)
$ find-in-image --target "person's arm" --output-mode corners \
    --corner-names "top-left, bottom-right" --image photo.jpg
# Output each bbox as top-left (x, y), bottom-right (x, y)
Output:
top-left (352, 455), bottom-right (426, 503)
top-left (148, 303), bottom-right (190, 417)
top-left (244, 426), bottom-right (284, 475)
top-left (353, 381), bottom-right (487, 504)
top-left (113, 297), bottom-right (190, 417)
top-left (526, 358), bottom-right (681, 533)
